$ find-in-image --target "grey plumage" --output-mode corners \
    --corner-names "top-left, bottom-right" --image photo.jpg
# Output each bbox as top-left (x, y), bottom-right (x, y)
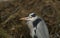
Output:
top-left (36, 18), bottom-right (49, 38)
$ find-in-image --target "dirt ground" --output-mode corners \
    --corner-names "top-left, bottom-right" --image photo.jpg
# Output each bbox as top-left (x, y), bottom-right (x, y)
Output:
top-left (0, 0), bottom-right (60, 38)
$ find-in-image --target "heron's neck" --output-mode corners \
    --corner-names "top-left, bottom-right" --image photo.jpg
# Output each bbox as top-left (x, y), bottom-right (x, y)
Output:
top-left (27, 21), bottom-right (34, 30)
top-left (26, 18), bottom-right (42, 31)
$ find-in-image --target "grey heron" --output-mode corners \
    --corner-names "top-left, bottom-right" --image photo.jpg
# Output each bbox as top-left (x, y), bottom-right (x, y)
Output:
top-left (20, 13), bottom-right (49, 38)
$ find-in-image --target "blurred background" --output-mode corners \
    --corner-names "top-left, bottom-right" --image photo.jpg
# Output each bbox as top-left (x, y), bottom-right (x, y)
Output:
top-left (0, 0), bottom-right (60, 38)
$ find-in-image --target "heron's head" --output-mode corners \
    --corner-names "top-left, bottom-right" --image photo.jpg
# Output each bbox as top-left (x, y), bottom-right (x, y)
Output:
top-left (20, 13), bottom-right (38, 21)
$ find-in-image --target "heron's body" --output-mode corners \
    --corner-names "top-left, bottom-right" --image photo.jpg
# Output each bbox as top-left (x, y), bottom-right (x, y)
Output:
top-left (20, 13), bottom-right (49, 38)
top-left (27, 18), bottom-right (49, 38)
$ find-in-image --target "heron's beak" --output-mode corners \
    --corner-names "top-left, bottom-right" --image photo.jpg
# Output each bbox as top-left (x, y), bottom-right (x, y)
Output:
top-left (20, 17), bottom-right (33, 21)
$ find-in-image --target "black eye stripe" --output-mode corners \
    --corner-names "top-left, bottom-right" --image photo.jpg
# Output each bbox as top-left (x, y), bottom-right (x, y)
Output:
top-left (31, 14), bottom-right (36, 17)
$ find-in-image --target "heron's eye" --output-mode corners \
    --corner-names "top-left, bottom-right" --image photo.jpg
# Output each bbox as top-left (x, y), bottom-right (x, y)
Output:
top-left (31, 14), bottom-right (36, 17)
